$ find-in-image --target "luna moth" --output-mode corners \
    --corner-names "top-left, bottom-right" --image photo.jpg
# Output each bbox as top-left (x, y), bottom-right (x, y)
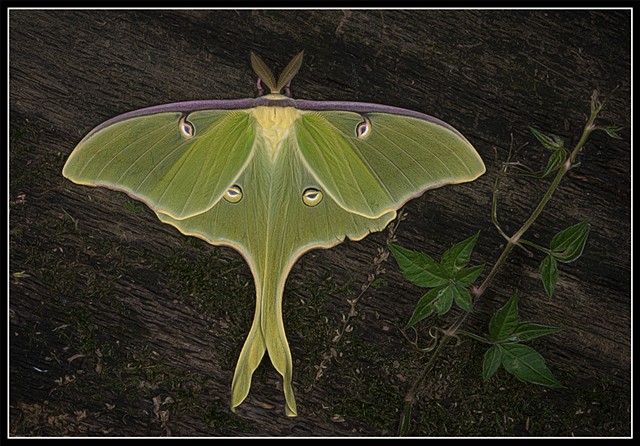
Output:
top-left (62, 52), bottom-right (485, 417)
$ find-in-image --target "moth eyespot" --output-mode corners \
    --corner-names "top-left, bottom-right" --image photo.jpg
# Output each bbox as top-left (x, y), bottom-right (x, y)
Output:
top-left (355, 116), bottom-right (372, 140)
top-left (224, 185), bottom-right (243, 203)
top-left (179, 114), bottom-right (195, 140)
top-left (302, 188), bottom-right (323, 207)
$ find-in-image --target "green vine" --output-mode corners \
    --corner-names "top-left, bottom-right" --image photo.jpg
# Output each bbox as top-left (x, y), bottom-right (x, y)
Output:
top-left (389, 91), bottom-right (621, 436)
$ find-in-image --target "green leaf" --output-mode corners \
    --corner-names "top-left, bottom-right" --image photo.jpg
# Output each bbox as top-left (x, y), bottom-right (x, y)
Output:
top-left (596, 125), bottom-right (623, 139)
top-left (499, 343), bottom-right (564, 388)
top-left (540, 255), bottom-right (558, 297)
top-left (489, 294), bottom-right (519, 341)
top-left (539, 148), bottom-right (567, 178)
top-left (453, 282), bottom-right (473, 313)
top-left (388, 244), bottom-right (448, 288)
top-left (434, 286), bottom-right (454, 315)
top-left (406, 287), bottom-right (442, 328)
top-left (508, 322), bottom-right (561, 342)
top-left (482, 345), bottom-right (502, 382)
top-left (549, 221), bottom-right (590, 263)
top-left (441, 232), bottom-right (480, 273)
top-left (454, 264), bottom-right (485, 287)
top-left (529, 127), bottom-right (564, 151)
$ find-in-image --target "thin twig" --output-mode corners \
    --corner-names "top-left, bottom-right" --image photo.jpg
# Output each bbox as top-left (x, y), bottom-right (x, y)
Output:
top-left (309, 209), bottom-right (407, 389)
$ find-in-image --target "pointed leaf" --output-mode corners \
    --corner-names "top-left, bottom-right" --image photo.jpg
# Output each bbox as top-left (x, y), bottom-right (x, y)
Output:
top-left (406, 287), bottom-right (443, 328)
top-left (441, 232), bottom-right (480, 273)
top-left (529, 127), bottom-right (564, 151)
top-left (388, 244), bottom-right (448, 288)
top-left (482, 345), bottom-right (502, 382)
top-left (434, 286), bottom-right (454, 315)
top-left (540, 255), bottom-right (558, 297)
top-left (454, 264), bottom-right (485, 287)
top-left (453, 283), bottom-right (473, 313)
top-left (539, 148), bottom-right (567, 178)
top-left (499, 343), bottom-right (564, 388)
top-left (596, 125), bottom-right (623, 139)
top-left (508, 322), bottom-right (561, 342)
top-left (550, 221), bottom-right (590, 263)
top-left (489, 294), bottom-right (519, 340)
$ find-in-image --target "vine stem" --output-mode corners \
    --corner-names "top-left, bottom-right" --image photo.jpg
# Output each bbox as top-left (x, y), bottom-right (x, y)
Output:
top-left (397, 96), bottom-right (600, 436)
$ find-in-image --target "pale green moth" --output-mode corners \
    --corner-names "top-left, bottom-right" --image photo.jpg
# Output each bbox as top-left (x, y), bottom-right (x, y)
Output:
top-left (62, 52), bottom-right (485, 416)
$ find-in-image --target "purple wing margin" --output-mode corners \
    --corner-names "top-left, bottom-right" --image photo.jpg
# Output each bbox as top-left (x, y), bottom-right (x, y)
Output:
top-left (85, 98), bottom-right (257, 137)
top-left (84, 96), bottom-right (466, 141)
top-left (293, 99), bottom-right (466, 139)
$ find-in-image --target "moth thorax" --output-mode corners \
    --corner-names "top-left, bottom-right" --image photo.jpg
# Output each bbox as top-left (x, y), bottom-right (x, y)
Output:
top-left (252, 105), bottom-right (300, 160)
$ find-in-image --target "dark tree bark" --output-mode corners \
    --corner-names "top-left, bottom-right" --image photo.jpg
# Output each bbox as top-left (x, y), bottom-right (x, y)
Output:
top-left (9, 9), bottom-right (630, 437)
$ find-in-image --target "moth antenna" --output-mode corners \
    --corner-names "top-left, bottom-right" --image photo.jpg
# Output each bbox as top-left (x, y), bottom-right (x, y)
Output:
top-left (250, 52), bottom-right (278, 93)
top-left (275, 51), bottom-right (304, 95)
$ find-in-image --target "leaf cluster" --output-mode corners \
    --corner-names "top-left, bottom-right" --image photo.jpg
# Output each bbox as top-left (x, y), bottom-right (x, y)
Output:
top-left (538, 221), bottom-right (590, 297)
top-left (529, 127), bottom-right (568, 178)
top-left (390, 233), bottom-right (565, 388)
top-left (481, 294), bottom-right (563, 388)
top-left (389, 232), bottom-right (483, 328)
